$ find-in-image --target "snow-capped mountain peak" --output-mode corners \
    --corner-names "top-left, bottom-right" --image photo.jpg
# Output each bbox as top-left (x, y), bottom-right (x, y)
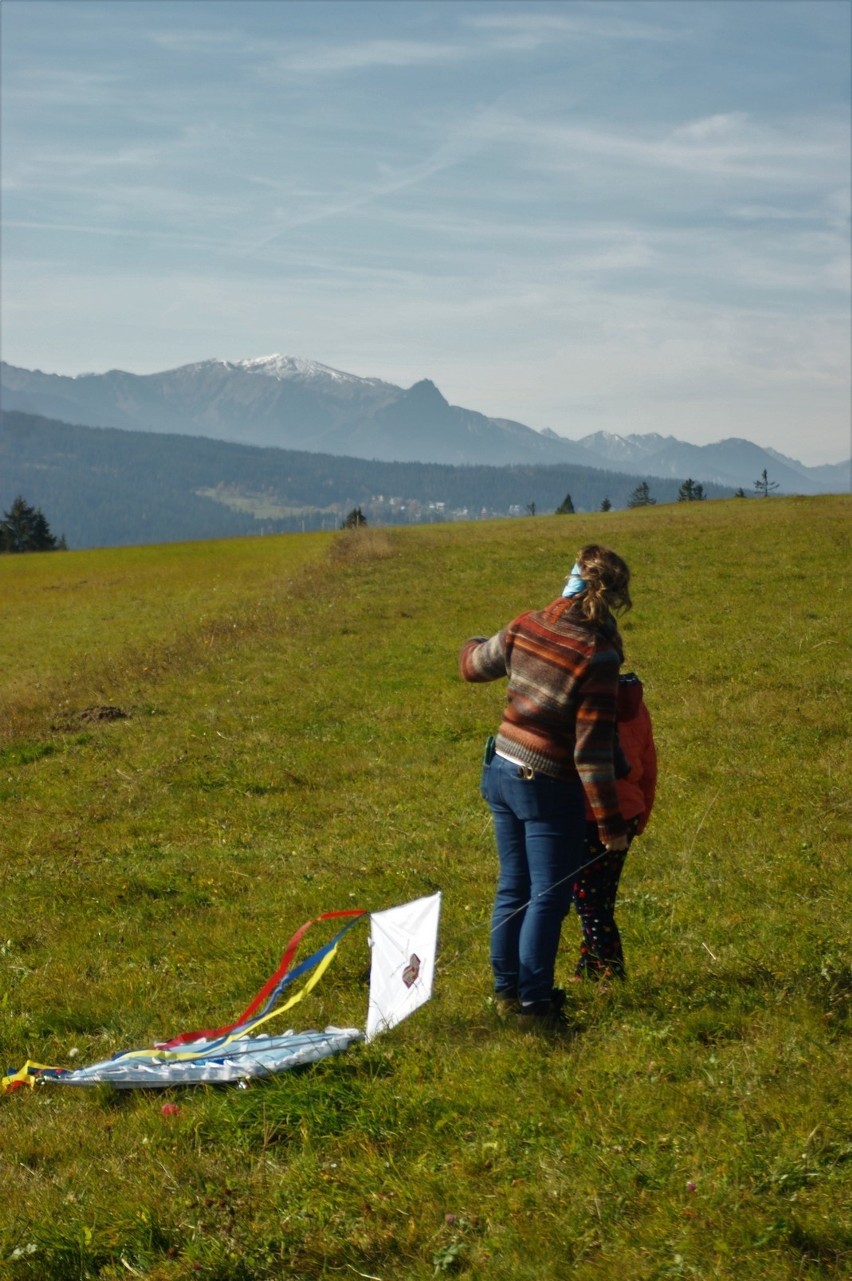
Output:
top-left (624, 433), bottom-right (679, 452)
top-left (577, 431), bottom-right (646, 461)
top-left (228, 353), bottom-right (390, 389)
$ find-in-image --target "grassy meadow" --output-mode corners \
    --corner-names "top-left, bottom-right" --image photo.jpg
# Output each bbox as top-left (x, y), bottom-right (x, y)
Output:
top-left (0, 496), bottom-right (850, 1280)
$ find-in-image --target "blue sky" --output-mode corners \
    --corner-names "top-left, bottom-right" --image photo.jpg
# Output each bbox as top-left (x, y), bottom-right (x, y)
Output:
top-left (2, 0), bottom-right (849, 464)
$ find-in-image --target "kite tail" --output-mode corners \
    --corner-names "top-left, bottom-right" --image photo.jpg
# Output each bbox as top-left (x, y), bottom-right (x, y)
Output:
top-left (2, 1061), bottom-right (68, 1094)
top-left (157, 908), bottom-right (367, 1049)
top-left (3, 909), bottom-right (368, 1087)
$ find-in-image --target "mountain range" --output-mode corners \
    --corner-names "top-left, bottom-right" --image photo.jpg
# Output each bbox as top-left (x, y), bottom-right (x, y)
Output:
top-left (1, 355), bottom-right (848, 494)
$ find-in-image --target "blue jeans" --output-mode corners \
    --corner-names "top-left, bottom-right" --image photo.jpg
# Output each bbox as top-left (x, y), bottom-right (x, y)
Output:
top-left (482, 753), bottom-right (586, 1009)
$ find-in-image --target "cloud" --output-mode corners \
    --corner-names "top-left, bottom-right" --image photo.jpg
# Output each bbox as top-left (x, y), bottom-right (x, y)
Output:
top-left (151, 6), bottom-right (673, 78)
top-left (2, 68), bottom-right (123, 108)
top-left (469, 107), bottom-right (847, 187)
top-left (672, 112), bottom-right (750, 142)
top-left (463, 6), bottom-right (678, 48)
top-left (267, 37), bottom-right (467, 75)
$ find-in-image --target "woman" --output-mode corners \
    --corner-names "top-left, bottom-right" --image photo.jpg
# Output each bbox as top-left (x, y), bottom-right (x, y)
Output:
top-left (459, 544), bottom-right (631, 1033)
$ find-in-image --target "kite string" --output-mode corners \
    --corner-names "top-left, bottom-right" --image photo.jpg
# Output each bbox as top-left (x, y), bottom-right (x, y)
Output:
top-left (446, 789), bottom-right (723, 973)
top-left (440, 839), bottom-right (629, 973)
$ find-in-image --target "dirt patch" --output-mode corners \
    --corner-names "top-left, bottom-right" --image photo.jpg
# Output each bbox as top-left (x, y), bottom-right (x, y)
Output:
top-left (76, 705), bottom-right (129, 724)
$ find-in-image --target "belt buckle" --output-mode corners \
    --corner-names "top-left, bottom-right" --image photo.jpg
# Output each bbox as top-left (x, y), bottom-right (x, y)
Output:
top-left (518, 764), bottom-right (535, 781)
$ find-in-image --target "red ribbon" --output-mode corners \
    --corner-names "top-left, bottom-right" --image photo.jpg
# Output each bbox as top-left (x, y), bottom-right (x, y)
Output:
top-left (158, 909), bottom-right (366, 1049)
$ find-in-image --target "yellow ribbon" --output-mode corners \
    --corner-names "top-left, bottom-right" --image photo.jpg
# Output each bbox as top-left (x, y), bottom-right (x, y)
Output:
top-left (1, 1061), bottom-right (63, 1094)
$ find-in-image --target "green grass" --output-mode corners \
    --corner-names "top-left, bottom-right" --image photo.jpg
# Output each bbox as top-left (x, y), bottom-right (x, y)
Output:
top-left (195, 486), bottom-right (330, 520)
top-left (1, 498), bottom-right (850, 1280)
top-left (0, 532), bottom-right (331, 742)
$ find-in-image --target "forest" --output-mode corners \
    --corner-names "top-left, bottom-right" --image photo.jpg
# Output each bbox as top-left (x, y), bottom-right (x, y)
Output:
top-left (1, 410), bottom-right (734, 548)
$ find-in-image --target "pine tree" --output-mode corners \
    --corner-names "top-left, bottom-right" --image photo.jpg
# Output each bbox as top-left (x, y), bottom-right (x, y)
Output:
top-left (340, 506), bottom-right (367, 529)
top-left (600, 497), bottom-right (612, 512)
top-left (677, 478), bottom-right (705, 501)
top-left (754, 469), bottom-right (779, 498)
top-left (627, 481), bottom-right (656, 508)
top-left (0, 496), bottom-right (66, 552)
top-left (555, 492), bottom-right (575, 514)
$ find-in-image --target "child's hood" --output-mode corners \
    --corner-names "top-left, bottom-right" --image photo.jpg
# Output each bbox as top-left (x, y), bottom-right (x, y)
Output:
top-left (618, 672), bottom-right (644, 721)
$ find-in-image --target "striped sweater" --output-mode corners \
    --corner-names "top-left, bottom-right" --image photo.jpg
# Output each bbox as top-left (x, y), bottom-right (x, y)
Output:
top-left (459, 597), bottom-right (627, 843)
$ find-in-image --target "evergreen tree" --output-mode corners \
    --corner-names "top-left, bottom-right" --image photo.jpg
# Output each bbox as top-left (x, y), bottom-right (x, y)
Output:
top-left (600, 497), bottom-right (612, 512)
top-left (526, 502), bottom-right (537, 516)
top-left (555, 492), bottom-right (575, 514)
top-left (340, 506), bottom-right (367, 529)
top-left (627, 481), bottom-right (656, 508)
top-left (0, 495), bottom-right (65, 552)
top-left (677, 478), bottom-right (705, 501)
top-left (734, 488), bottom-right (747, 498)
top-left (754, 469), bottom-right (779, 498)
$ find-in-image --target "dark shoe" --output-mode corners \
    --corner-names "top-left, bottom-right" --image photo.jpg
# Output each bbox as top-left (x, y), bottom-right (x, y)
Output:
top-left (495, 987), bottom-right (565, 1020)
top-left (515, 1006), bottom-right (576, 1039)
top-left (515, 992), bottom-right (576, 1039)
top-left (493, 990), bottom-right (521, 1020)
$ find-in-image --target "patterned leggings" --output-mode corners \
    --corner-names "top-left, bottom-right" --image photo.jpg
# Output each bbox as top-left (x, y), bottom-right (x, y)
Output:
top-left (570, 820), bottom-right (637, 979)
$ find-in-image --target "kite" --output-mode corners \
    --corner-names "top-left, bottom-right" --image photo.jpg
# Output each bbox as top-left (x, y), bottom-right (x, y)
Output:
top-left (366, 892), bottom-right (441, 1042)
top-left (2, 892), bottom-right (441, 1093)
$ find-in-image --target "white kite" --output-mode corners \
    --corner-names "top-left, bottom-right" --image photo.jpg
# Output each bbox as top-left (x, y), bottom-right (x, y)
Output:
top-left (366, 892), bottom-right (441, 1042)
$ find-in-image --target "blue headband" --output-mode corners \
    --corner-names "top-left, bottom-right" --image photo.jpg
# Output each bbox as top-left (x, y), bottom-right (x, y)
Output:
top-left (562, 562), bottom-right (587, 598)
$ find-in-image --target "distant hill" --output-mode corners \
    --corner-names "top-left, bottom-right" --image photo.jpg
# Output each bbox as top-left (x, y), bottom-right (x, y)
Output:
top-left (2, 356), bottom-right (846, 493)
top-left (0, 355), bottom-right (598, 469)
top-left (1, 410), bottom-right (735, 550)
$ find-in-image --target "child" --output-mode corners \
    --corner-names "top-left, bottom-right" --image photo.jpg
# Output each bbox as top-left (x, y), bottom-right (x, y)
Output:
top-left (571, 671), bottom-right (657, 980)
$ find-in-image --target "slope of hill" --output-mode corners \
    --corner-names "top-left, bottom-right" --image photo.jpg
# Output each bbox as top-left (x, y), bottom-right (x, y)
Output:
top-left (2, 357), bottom-right (845, 490)
top-left (1, 497), bottom-right (849, 1280)
top-left (0, 410), bottom-right (734, 549)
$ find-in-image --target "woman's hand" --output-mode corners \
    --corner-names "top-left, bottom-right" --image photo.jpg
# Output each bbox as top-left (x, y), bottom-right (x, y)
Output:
top-left (604, 835), bottom-right (629, 852)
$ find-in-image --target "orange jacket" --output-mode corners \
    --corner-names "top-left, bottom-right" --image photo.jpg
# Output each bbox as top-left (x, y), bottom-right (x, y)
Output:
top-left (585, 674), bottom-right (657, 834)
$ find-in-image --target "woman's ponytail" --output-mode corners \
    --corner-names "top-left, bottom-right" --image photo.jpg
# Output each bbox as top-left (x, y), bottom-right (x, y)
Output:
top-left (572, 544), bottom-right (632, 625)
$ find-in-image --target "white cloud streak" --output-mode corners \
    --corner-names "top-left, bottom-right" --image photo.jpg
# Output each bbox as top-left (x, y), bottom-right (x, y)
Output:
top-left (269, 37), bottom-right (468, 74)
top-left (462, 6), bottom-right (678, 47)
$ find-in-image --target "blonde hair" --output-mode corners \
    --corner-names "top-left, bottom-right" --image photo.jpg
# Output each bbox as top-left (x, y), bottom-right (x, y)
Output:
top-left (573, 544), bottom-right (632, 625)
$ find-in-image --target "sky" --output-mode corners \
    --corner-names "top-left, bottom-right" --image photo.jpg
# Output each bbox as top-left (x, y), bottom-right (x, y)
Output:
top-left (1, 0), bottom-right (850, 465)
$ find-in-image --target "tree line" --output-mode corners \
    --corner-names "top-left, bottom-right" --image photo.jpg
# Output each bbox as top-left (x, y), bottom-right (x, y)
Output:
top-left (551, 469), bottom-right (777, 514)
